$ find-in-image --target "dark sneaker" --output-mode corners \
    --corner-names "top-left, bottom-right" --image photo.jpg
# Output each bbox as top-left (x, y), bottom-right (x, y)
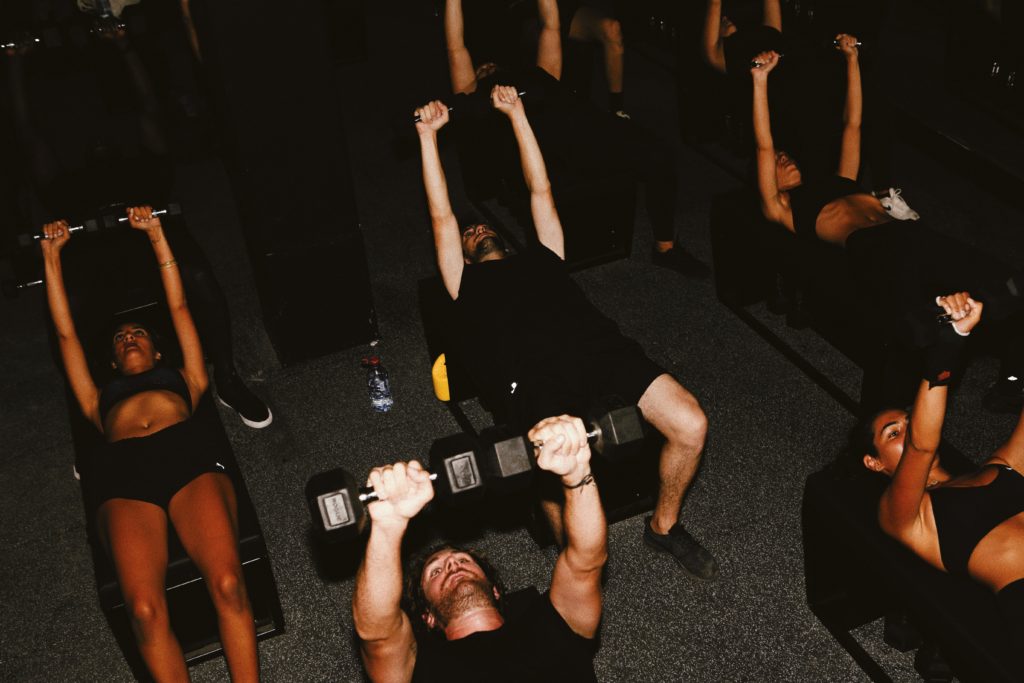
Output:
top-left (217, 375), bottom-right (273, 428)
top-left (652, 247), bottom-right (711, 279)
top-left (643, 516), bottom-right (718, 580)
top-left (983, 375), bottom-right (1024, 414)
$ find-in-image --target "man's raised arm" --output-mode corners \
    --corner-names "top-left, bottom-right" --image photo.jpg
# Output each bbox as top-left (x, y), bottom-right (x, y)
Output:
top-left (528, 416), bottom-right (607, 639)
top-left (491, 86), bottom-right (566, 259)
top-left (353, 461), bottom-right (436, 683)
top-left (416, 101), bottom-right (464, 299)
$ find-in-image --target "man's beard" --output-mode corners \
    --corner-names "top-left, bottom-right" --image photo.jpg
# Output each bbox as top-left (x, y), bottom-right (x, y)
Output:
top-left (433, 576), bottom-right (496, 627)
top-left (471, 235), bottom-right (505, 262)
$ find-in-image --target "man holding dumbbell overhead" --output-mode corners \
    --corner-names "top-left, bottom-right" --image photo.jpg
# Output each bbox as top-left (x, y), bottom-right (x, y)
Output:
top-left (415, 86), bottom-right (716, 580)
top-left (353, 415), bottom-right (605, 682)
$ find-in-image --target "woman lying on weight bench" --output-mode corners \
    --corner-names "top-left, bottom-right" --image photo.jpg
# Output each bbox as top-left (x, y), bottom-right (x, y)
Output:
top-left (853, 292), bottom-right (1024, 643)
top-left (751, 37), bottom-right (1024, 410)
top-left (41, 206), bottom-right (259, 682)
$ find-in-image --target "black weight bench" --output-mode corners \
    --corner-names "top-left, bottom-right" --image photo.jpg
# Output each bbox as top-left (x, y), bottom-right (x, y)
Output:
top-left (85, 395), bottom-right (285, 679)
top-left (710, 187), bottom-right (940, 411)
top-left (46, 221), bottom-right (284, 680)
top-left (417, 275), bottom-right (659, 547)
top-left (803, 456), bottom-right (1022, 682)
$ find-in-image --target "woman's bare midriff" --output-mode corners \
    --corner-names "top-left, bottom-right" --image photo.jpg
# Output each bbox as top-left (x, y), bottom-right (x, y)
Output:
top-left (103, 390), bottom-right (192, 441)
top-left (814, 194), bottom-right (893, 245)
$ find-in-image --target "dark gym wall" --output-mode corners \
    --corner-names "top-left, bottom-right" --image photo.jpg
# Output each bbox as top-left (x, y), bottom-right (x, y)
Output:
top-left (190, 0), bottom-right (377, 364)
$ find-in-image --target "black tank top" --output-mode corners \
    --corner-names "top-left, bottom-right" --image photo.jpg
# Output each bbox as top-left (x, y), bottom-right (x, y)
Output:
top-left (930, 465), bottom-right (1024, 576)
top-left (99, 366), bottom-right (192, 423)
top-left (788, 175), bottom-right (865, 240)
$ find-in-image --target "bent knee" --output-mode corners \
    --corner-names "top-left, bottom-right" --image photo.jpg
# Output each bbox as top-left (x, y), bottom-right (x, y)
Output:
top-left (125, 594), bottom-right (168, 632)
top-left (664, 401), bottom-right (707, 446)
top-left (208, 570), bottom-right (249, 612)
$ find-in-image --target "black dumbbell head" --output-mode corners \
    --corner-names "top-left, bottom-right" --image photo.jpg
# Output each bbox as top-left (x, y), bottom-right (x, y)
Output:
top-left (306, 467), bottom-right (362, 542)
top-left (590, 405), bottom-right (645, 460)
top-left (429, 433), bottom-right (486, 504)
top-left (477, 427), bottom-right (536, 494)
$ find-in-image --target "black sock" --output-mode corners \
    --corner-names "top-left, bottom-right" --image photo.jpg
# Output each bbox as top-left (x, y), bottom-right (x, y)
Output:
top-left (609, 91), bottom-right (624, 112)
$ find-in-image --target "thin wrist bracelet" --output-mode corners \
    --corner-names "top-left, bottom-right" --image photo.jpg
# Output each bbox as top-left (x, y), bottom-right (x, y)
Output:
top-left (159, 259), bottom-right (178, 270)
top-left (564, 472), bottom-right (595, 489)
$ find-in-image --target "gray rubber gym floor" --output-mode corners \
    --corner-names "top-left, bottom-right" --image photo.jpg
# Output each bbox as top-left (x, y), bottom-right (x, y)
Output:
top-left (2, 2), bottom-right (1022, 681)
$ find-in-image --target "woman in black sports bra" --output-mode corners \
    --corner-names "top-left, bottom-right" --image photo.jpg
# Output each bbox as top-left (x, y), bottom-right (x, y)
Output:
top-left (751, 38), bottom-right (1024, 405)
top-left (855, 294), bottom-right (1024, 639)
top-left (41, 207), bottom-right (259, 681)
top-left (751, 35), bottom-right (886, 246)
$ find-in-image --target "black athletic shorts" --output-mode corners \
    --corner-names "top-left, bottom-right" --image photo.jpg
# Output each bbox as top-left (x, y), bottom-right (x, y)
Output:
top-left (80, 416), bottom-right (228, 514)
top-left (507, 334), bottom-right (666, 432)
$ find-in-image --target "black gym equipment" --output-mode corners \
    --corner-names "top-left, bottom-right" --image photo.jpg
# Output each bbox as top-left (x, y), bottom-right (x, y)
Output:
top-left (1, 204), bottom-right (183, 297)
top-left (412, 90), bottom-right (527, 122)
top-left (43, 229), bottom-right (286, 677)
top-left (17, 204), bottom-right (182, 247)
top-left (305, 407), bottom-right (645, 542)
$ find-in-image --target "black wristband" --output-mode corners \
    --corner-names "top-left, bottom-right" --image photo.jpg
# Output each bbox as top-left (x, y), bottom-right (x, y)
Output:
top-left (923, 323), bottom-right (968, 388)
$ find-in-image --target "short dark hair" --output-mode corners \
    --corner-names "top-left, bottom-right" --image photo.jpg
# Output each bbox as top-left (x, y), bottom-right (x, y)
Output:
top-left (402, 543), bottom-right (506, 639)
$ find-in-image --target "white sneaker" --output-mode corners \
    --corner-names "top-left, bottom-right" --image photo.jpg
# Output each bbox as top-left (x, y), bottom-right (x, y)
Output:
top-left (613, 110), bottom-right (631, 120)
top-left (879, 187), bottom-right (920, 221)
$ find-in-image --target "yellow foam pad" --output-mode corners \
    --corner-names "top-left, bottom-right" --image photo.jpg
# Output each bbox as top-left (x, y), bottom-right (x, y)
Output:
top-left (431, 354), bottom-right (450, 402)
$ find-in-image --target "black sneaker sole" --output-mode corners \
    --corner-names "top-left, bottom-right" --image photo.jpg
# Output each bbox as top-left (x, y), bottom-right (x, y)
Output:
top-left (642, 533), bottom-right (719, 581)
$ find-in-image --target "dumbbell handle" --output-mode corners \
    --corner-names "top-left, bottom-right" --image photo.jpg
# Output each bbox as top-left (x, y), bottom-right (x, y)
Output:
top-left (356, 426), bottom-right (599, 504)
top-left (27, 208), bottom-right (171, 242)
top-left (750, 54), bottom-right (784, 68)
top-left (413, 90), bottom-right (527, 122)
top-left (833, 39), bottom-right (863, 47)
top-left (359, 473), bottom-right (439, 504)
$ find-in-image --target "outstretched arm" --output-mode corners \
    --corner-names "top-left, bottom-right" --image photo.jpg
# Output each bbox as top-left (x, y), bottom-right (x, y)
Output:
top-left (835, 34), bottom-right (862, 180)
top-left (762, 0), bottom-right (782, 31)
top-left (880, 294), bottom-right (982, 536)
top-left (415, 101), bottom-right (464, 299)
top-left (41, 223), bottom-right (102, 429)
top-left (445, 0), bottom-right (477, 94)
top-left (536, 0), bottom-right (563, 80)
top-left (353, 461), bottom-right (435, 683)
top-left (491, 86), bottom-right (565, 258)
top-left (128, 207), bottom-right (208, 405)
top-left (528, 416), bottom-right (606, 638)
top-left (751, 52), bottom-right (787, 226)
top-left (702, 0), bottom-right (727, 73)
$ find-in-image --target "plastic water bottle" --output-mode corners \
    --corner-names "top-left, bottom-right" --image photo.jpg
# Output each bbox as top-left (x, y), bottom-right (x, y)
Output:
top-left (363, 356), bottom-right (394, 413)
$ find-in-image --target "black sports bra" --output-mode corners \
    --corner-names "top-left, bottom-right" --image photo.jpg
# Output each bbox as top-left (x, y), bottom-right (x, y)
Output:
top-left (787, 175), bottom-right (865, 240)
top-left (99, 366), bottom-right (192, 423)
top-left (930, 465), bottom-right (1024, 576)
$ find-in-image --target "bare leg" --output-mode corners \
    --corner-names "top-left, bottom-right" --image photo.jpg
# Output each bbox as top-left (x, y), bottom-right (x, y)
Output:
top-left (637, 374), bottom-right (707, 534)
top-left (169, 473), bottom-right (258, 682)
top-left (535, 0), bottom-right (563, 81)
top-left (97, 500), bottom-right (189, 682)
top-left (568, 6), bottom-right (625, 100)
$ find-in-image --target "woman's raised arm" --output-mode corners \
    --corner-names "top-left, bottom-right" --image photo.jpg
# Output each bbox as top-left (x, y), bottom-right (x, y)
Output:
top-left (127, 207), bottom-right (209, 406)
top-left (41, 221), bottom-right (102, 429)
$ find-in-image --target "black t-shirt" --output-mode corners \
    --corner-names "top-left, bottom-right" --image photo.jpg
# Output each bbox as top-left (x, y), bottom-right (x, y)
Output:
top-left (452, 244), bottom-right (621, 404)
top-left (411, 590), bottom-right (598, 683)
